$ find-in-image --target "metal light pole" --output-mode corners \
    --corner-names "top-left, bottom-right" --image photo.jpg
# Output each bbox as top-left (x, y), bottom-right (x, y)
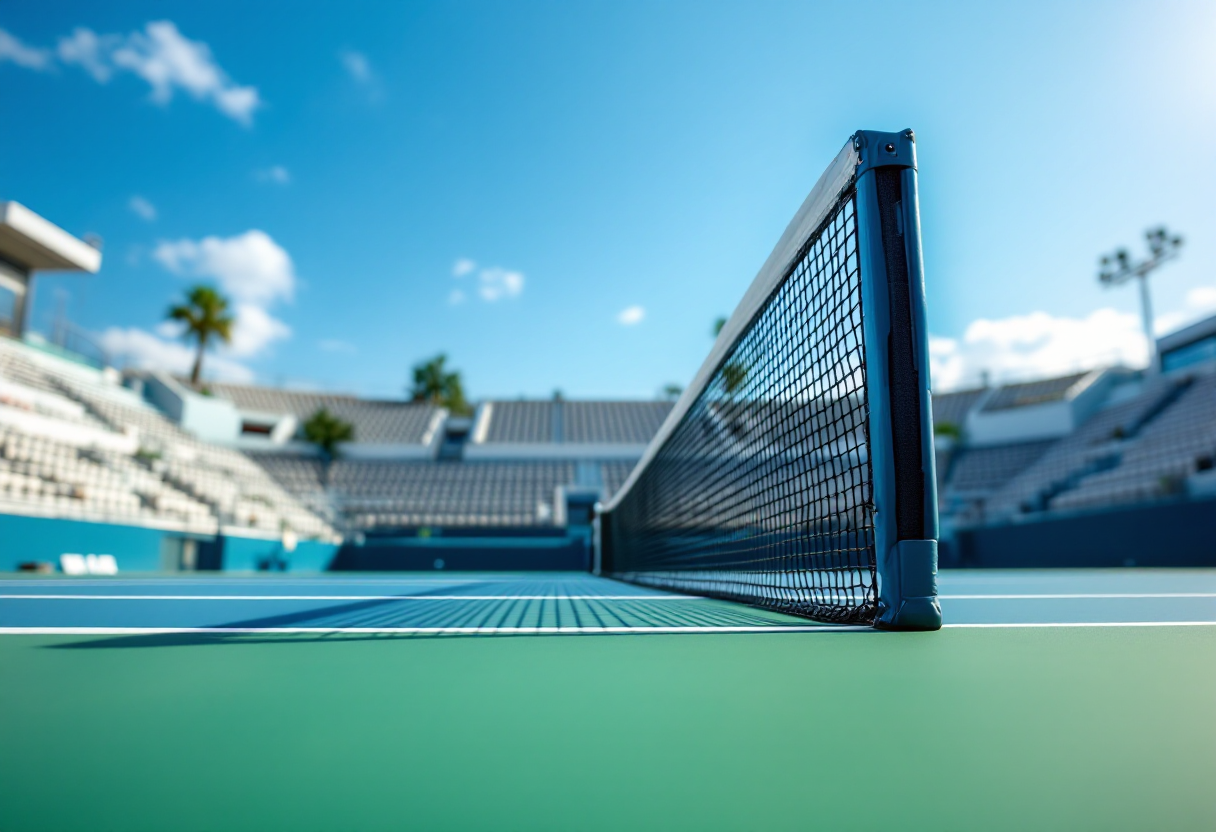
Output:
top-left (1098, 226), bottom-right (1184, 376)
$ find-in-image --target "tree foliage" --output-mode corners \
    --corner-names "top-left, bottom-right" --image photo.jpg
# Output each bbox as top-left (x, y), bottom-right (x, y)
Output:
top-left (933, 421), bottom-right (962, 440)
top-left (721, 361), bottom-right (748, 395)
top-left (303, 408), bottom-right (354, 459)
top-left (166, 285), bottom-right (235, 387)
top-left (409, 353), bottom-right (471, 415)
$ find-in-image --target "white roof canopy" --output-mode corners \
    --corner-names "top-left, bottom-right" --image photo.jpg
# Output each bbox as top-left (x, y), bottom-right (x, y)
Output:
top-left (0, 201), bottom-right (101, 273)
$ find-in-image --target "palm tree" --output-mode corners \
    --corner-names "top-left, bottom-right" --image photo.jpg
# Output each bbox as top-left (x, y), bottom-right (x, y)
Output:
top-left (721, 361), bottom-right (748, 395)
top-left (166, 285), bottom-right (234, 387)
top-left (303, 408), bottom-right (354, 486)
top-left (409, 353), bottom-right (471, 415)
top-left (304, 408), bottom-right (354, 458)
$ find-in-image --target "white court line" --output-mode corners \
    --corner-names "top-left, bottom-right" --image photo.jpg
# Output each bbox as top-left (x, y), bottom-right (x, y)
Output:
top-left (6, 592), bottom-right (1211, 602)
top-left (0, 594), bottom-right (690, 601)
top-left (0, 579), bottom-right (499, 587)
top-left (942, 621), bottom-right (1216, 628)
top-left (940, 593), bottom-right (1216, 600)
top-left (2, 622), bottom-right (1215, 636)
top-left (0, 625), bottom-right (855, 635)
top-left (0, 578), bottom-right (505, 587)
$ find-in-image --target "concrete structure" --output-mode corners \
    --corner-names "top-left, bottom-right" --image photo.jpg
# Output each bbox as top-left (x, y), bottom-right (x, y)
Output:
top-left (962, 369), bottom-right (1122, 447)
top-left (1159, 313), bottom-right (1216, 375)
top-left (0, 201), bottom-right (101, 339)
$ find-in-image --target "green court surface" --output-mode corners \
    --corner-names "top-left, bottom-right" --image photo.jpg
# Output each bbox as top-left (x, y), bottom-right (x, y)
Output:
top-left (2, 618), bottom-right (1214, 830)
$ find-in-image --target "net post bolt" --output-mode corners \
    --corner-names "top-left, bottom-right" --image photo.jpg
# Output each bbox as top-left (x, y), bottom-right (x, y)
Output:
top-left (852, 129), bottom-right (917, 177)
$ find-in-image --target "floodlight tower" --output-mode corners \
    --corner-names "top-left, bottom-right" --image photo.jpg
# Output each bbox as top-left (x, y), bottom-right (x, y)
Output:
top-left (1098, 226), bottom-right (1183, 376)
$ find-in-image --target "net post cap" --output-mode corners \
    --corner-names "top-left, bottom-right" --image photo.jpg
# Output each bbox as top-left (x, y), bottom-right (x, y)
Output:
top-left (852, 129), bottom-right (917, 177)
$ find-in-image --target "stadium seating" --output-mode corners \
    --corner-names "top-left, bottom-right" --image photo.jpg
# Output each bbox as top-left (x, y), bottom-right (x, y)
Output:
top-left (1049, 372), bottom-right (1216, 512)
top-left (250, 453), bottom-right (644, 530)
top-left (334, 460), bottom-right (575, 528)
top-left (208, 382), bottom-right (442, 444)
top-left (0, 337), bottom-right (336, 541)
top-left (946, 440), bottom-right (1056, 495)
top-left (960, 370), bottom-right (1214, 522)
top-left (245, 400), bottom-right (675, 531)
top-left (979, 373), bottom-right (1090, 412)
top-left (9, 311), bottom-right (1213, 563)
top-left (930, 387), bottom-right (986, 430)
top-left (478, 400), bottom-right (672, 444)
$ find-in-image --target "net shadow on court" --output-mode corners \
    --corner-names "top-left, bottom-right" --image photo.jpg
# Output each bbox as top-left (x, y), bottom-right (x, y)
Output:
top-left (40, 588), bottom-right (861, 649)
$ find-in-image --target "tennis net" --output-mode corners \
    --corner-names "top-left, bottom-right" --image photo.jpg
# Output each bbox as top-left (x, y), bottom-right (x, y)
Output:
top-left (596, 130), bottom-right (941, 630)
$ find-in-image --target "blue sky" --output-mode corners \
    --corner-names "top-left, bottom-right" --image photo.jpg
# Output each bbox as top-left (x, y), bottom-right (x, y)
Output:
top-left (2, 1), bottom-right (1214, 398)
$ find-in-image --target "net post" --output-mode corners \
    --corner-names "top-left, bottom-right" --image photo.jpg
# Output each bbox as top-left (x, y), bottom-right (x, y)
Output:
top-left (593, 502), bottom-right (611, 576)
top-left (854, 128), bottom-right (942, 631)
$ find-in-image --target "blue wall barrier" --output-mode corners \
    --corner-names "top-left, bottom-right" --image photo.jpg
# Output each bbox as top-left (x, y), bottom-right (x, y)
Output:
top-left (333, 527), bottom-right (591, 571)
top-left (0, 512), bottom-right (338, 573)
top-left (0, 513), bottom-right (172, 572)
top-left (217, 534), bottom-right (339, 572)
top-left (944, 497), bottom-right (1216, 568)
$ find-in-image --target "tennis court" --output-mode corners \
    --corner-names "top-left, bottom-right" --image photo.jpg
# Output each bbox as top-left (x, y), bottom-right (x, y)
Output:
top-left (1, 569), bottom-right (1214, 831)
top-left (4, 127), bottom-right (1211, 831)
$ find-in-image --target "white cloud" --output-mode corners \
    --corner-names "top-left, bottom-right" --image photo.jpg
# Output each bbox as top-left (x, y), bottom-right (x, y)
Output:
top-left (150, 229), bottom-right (295, 365)
top-left (150, 300), bottom-right (288, 360)
top-left (478, 267), bottom-right (524, 302)
top-left (255, 165), bottom-right (291, 185)
top-left (111, 21), bottom-right (260, 124)
top-left (0, 28), bottom-right (52, 70)
top-left (616, 305), bottom-right (645, 326)
top-left (27, 21), bottom-right (261, 124)
top-left (124, 302), bottom-right (288, 368)
top-left (153, 230), bottom-right (295, 306)
top-left (338, 49), bottom-right (383, 102)
top-left (447, 260), bottom-right (524, 304)
top-left (57, 27), bottom-right (118, 81)
top-left (128, 195), bottom-right (157, 221)
top-left (930, 308), bottom-right (1149, 391)
top-left (100, 327), bottom-right (254, 383)
top-left (318, 339), bottom-right (357, 354)
top-left (1154, 285), bottom-right (1216, 335)
top-left (1189, 286), bottom-right (1216, 308)
top-left (928, 285), bottom-right (1216, 391)
top-left (227, 303), bottom-right (291, 358)
top-left (339, 50), bottom-right (373, 83)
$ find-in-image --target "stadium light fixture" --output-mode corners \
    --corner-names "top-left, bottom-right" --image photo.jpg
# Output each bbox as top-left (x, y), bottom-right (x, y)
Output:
top-left (1098, 226), bottom-right (1183, 375)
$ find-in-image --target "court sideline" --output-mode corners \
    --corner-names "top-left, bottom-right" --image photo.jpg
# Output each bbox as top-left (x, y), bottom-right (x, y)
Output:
top-left (1, 569), bottom-right (1214, 635)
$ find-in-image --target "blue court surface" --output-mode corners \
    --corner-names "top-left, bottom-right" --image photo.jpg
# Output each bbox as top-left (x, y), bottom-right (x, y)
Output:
top-left (2, 569), bottom-right (1214, 633)
top-left (3, 569), bottom-right (1215, 832)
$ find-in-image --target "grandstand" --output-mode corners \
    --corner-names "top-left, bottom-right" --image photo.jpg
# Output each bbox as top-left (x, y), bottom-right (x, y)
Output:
top-left (931, 323), bottom-right (1216, 565)
top-left (235, 396), bottom-right (671, 569)
top-left (1, 200), bottom-right (1213, 574)
top-left (206, 381), bottom-right (445, 449)
top-left (936, 361), bottom-right (1214, 522)
top-left (0, 204), bottom-right (338, 573)
top-left (5, 296), bottom-right (1214, 573)
top-left (0, 333), bottom-right (339, 571)
top-left (6, 303), bottom-right (1214, 573)
top-left (244, 399), bottom-right (671, 531)
top-left (0, 315), bottom-right (674, 571)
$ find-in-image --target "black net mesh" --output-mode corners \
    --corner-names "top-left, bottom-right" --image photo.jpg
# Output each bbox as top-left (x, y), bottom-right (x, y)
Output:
top-left (606, 188), bottom-right (876, 623)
